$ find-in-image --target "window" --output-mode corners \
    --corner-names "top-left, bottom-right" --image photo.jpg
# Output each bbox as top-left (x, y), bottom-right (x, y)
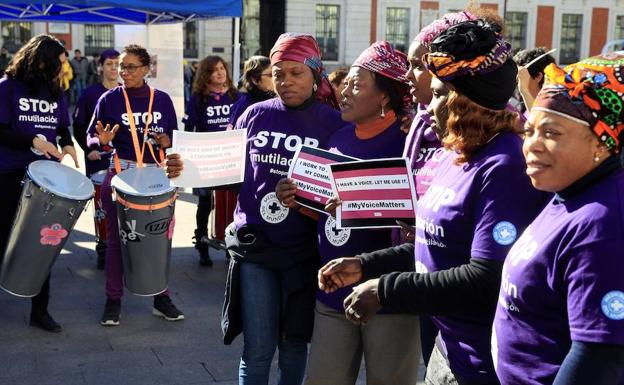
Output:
top-left (386, 7), bottom-right (410, 52)
top-left (183, 20), bottom-right (198, 58)
top-left (84, 24), bottom-right (114, 56)
top-left (560, 14), bottom-right (582, 64)
top-left (505, 12), bottom-right (528, 51)
top-left (316, 4), bottom-right (340, 61)
top-left (616, 16), bottom-right (624, 49)
top-left (1, 22), bottom-right (32, 53)
top-left (241, 0), bottom-right (261, 61)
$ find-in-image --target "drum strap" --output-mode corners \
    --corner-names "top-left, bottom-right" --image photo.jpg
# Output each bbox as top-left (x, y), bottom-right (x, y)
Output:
top-left (118, 86), bottom-right (161, 172)
top-left (115, 194), bottom-right (177, 211)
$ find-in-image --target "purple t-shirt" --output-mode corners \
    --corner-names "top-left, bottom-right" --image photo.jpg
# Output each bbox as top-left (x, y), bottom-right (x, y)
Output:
top-left (233, 98), bottom-right (346, 247)
top-left (73, 83), bottom-right (111, 175)
top-left (317, 120), bottom-right (407, 310)
top-left (414, 132), bottom-right (548, 383)
top-left (0, 77), bottom-right (70, 173)
top-left (87, 84), bottom-right (177, 164)
top-left (183, 92), bottom-right (237, 132)
top-left (493, 169), bottom-right (624, 385)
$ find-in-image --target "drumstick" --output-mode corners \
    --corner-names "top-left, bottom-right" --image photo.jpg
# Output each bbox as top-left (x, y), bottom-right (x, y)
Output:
top-left (525, 48), bottom-right (557, 69)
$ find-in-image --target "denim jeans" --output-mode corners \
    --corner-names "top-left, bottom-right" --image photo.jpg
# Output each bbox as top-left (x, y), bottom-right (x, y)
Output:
top-left (239, 261), bottom-right (308, 385)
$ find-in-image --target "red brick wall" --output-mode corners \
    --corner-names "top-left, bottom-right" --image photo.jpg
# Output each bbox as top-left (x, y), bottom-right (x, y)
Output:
top-left (420, 1), bottom-right (439, 10)
top-left (370, 0), bottom-right (377, 44)
top-left (590, 8), bottom-right (609, 56)
top-left (482, 3), bottom-right (499, 14)
top-left (535, 6), bottom-right (554, 49)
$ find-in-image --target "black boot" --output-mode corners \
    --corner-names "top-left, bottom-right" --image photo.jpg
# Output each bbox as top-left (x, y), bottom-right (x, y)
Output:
top-left (96, 240), bottom-right (107, 270)
top-left (30, 276), bottom-right (62, 333)
top-left (193, 230), bottom-right (213, 267)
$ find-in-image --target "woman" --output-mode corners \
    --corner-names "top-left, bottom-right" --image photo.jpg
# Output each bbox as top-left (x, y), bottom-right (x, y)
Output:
top-left (73, 48), bottom-right (120, 270)
top-left (228, 55), bottom-right (274, 128)
top-left (318, 20), bottom-right (548, 384)
top-left (184, 55), bottom-right (239, 267)
top-left (0, 34), bottom-right (78, 333)
top-left (167, 33), bottom-right (344, 385)
top-left (493, 54), bottom-right (624, 385)
top-left (277, 41), bottom-right (419, 385)
top-left (86, 44), bottom-right (182, 327)
top-left (59, 50), bottom-right (73, 103)
top-left (403, 8), bottom-right (505, 367)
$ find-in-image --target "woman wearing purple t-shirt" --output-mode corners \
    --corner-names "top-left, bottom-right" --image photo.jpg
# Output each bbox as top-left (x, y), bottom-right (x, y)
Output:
top-left (228, 55), bottom-right (275, 129)
top-left (86, 44), bottom-right (183, 327)
top-left (168, 33), bottom-right (343, 385)
top-left (276, 41), bottom-right (417, 385)
top-left (318, 20), bottom-right (548, 385)
top-left (183, 56), bottom-right (239, 267)
top-left (493, 55), bottom-right (624, 385)
top-left (0, 35), bottom-right (78, 333)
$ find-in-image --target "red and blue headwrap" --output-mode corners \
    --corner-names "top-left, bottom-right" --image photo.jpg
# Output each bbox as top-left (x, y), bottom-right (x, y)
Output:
top-left (270, 33), bottom-right (338, 109)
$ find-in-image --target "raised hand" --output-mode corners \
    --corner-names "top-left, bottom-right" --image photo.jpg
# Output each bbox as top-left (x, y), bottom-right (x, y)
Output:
top-left (95, 120), bottom-right (119, 145)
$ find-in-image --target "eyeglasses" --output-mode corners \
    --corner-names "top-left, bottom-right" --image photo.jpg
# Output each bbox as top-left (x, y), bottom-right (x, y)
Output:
top-left (118, 64), bottom-right (145, 73)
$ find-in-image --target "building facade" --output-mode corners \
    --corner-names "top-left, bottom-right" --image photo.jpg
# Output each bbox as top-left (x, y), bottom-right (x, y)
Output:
top-left (2, 0), bottom-right (623, 71)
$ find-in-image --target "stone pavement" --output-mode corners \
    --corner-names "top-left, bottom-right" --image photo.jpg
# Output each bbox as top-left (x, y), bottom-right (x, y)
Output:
top-left (0, 156), bottom-right (425, 385)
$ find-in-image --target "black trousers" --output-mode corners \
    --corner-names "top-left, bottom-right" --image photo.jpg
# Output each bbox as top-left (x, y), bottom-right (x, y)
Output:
top-left (195, 193), bottom-right (212, 239)
top-left (0, 169), bottom-right (51, 316)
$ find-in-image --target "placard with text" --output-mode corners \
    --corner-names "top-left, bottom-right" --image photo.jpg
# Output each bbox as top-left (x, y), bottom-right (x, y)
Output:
top-left (287, 145), bottom-right (357, 213)
top-left (330, 158), bottom-right (417, 229)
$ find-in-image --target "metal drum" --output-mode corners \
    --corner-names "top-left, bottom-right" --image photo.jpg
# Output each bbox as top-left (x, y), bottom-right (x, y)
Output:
top-left (0, 160), bottom-right (94, 297)
top-left (111, 167), bottom-right (177, 296)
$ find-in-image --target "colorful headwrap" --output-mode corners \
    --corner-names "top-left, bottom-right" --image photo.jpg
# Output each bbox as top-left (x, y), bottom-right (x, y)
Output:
top-left (533, 53), bottom-right (624, 151)
top-left (99, 48), bottom-right (120, 65)
top-left (415, 11), bottom-right (476, 47)
top-left (351, 41), bottom-right (412, 114)
top-left (269, 33), bottom-right (338, 109)
top-left (352, 41), bottom-right (409, 83)
top-left (423, 19), bottom-right (517, 110)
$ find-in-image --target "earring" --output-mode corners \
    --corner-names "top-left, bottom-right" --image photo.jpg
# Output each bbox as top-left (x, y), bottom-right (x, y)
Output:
top-left (380, 105), bottom-right (385, 118)
top-left (313, 83), bottom-right (318, 92)
top-left (594, 155), bottom-right (600, 163)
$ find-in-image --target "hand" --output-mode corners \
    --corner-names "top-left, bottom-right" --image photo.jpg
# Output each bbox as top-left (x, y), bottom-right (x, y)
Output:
top-left (324, 196), bottom-right (342, 218)
top-left (318, 257), bottom-right (363, 293)
top-left (396, 220), bottom-right (415, 242)
top-left (61, 145), bottom-right (80, 168)
top-left (87, 150), bottom-right (101, 161)
top-left (275, 178), bottom-right (300, 209)
top-left (155, 133), bottom-right (171, 148)
top-left (400, 114), bottom-right (413, 134)
top-left (165, 153), bottom-right (184, 179)
top-left (95, 120), bottom-right (119, 145)
top-left (32, 136), bottom-right (62, 160)
top-left (343, 279), bottom-right (382, 325)
top-left (516, 66), bottom-right (532, 93)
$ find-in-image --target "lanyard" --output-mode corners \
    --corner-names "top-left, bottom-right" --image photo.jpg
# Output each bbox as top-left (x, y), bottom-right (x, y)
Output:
top-left (115, 86), bottom-right (163, 172)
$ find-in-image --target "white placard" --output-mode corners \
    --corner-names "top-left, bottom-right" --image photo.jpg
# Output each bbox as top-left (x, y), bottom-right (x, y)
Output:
top-left (170, 129), bottom-right (247, 188)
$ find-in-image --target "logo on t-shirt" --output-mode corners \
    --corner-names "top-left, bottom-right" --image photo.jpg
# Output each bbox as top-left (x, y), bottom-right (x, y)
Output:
top-left (324, 216), bottom-right (350, 246)
top-left (601, 291), bottom-right (624, 320)
top-left (492, 221), bottom-right (517, 246)
top-left (259, 192), bottom-right (289, 224)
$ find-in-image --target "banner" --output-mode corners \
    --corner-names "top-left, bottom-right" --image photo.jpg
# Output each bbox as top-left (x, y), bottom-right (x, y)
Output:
top-left (287, 146), bottom-right (356, 213)
top-left (330, 158), bottom-right (417, 229)
top-left (170, 129), bottom-right (247, 188)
